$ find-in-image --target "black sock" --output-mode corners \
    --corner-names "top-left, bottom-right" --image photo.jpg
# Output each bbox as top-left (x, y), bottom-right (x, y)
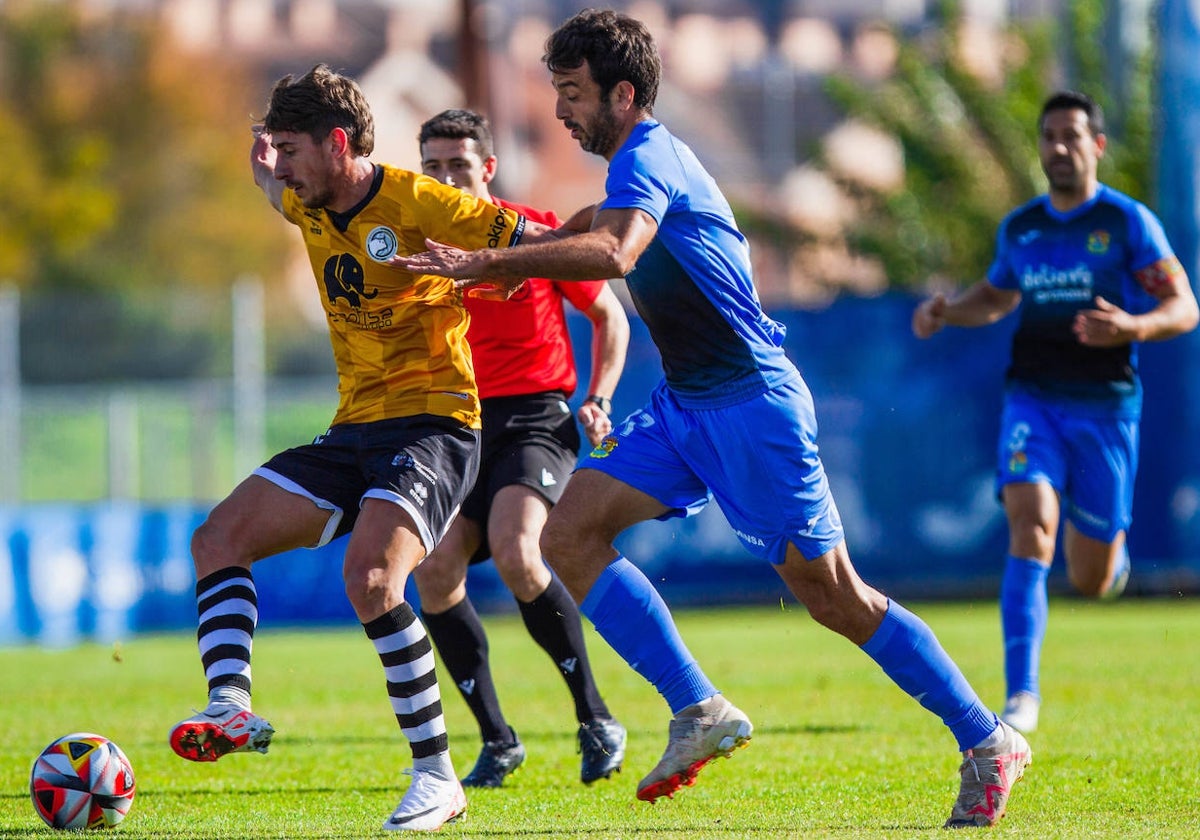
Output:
top-left (518, 576), bottom-right (610, 723)
top-left (422, 597), bottom-right (512, 744)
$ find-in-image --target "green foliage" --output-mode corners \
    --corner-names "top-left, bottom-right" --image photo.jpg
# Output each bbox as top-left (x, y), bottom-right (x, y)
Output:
top-left (823, 0), bottom-right (1155, 290)
top-left (0, 3), bottom-right (299, 382)
top-left (2, 601), bottom-right (1199, 837)
top-left (1063, 0), bottom-right (1156, 200)
top-left (0, 3), bottom-right (288, 295)
top-left (0, 8), bottom-right (115, 280)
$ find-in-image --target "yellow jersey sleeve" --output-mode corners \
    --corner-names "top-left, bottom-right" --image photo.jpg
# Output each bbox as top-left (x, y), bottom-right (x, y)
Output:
top-left (281, 165), bottom-right (525, 428)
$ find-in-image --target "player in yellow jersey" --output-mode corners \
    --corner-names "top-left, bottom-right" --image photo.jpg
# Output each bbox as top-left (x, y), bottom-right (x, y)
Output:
top-left (167, 64), bottom-right (538, 833)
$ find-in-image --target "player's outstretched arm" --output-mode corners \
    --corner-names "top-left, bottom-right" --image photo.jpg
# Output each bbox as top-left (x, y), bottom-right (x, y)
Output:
top-left (913, 282), bottom-right (1020, 339)
top-left (393, 207), bottom-right (659, 288)
top-left (558, 203), bottom-right (599, 235)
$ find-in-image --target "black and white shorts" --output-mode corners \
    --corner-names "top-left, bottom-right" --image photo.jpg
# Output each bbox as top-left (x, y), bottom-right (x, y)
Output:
top-left (255, 414), bottom-right (481, 553)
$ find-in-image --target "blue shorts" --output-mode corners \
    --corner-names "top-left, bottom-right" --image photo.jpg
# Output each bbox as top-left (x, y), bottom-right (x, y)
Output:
top-left (255, 415), bottom-right (481, 552)
top-left (996, 388), bottom-right (1138, 542)
top-left (580, 376), bottom-right (844, 565)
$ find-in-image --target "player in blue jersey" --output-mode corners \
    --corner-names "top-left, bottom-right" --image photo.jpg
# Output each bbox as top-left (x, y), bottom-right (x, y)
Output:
top-left (395, 8), bottom-right (1030, 828)
top-left (913, 91), bottom-right (1198, 735)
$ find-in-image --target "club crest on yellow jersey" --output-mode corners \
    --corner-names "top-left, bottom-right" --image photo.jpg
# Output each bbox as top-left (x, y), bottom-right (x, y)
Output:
top-left (366, 226), bottom-right (399, 262)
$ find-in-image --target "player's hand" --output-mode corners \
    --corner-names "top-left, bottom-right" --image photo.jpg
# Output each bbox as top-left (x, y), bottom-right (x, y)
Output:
top-left (392, 240), bottom-right (528, 298)
top-left (391, 239), bottom-right (481, 278)
top-left (460, 278), bottom-right (529, 301)
top-left (250, 124), bottom-right (276, 172)
top-left (1074, 296), bottom-right (1135, 346)
top-left (912, 293), bottom-right (948, 339)
top-left (577, 401), bottom-right (612, 448)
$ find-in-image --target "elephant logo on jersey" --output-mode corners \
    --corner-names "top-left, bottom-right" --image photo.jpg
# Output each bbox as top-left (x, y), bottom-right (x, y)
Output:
top-left (323, 253), bottom-right (379, 308)
top-left (366, 226), bottom-right (399, 262)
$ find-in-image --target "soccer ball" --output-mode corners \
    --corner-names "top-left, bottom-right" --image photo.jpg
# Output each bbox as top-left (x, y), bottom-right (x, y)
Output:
top-left (30, 733), bottom-right (136, 830)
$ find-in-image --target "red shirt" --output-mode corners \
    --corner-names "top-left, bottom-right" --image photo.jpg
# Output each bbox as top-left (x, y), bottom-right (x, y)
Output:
top-left (466, 198), bottom-right (607, 399)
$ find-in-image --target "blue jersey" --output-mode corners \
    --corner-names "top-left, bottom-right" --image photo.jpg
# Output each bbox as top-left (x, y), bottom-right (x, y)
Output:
top-left (988, 184), bottom-right (1176, 408)
top-left (600, 121), bottom-right (794, 408)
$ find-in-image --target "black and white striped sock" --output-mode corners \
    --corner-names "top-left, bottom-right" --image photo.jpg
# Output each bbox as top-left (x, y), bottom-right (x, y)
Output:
top-left (365, 602), bottom-right (453, 776)
top-left (195, 566), bottom-right (257, 711)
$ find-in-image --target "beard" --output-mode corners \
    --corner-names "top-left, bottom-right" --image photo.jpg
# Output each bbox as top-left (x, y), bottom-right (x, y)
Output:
top-left (577, 100), bottom-right (622, 157)
top-left (299, 185), bottom-right (335, 209)
top-left (1043, 158), bottom-right (1083, 193)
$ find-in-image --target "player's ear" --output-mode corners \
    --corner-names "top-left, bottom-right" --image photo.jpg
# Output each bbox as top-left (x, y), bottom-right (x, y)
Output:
top-left (481, 155), bottom-right (499, 184)
top-left (327, 126), bottom-right (351, 157)
top-left (611, 80), bottom-right (637, 113)
top-left (1093, 131), bottom-right (1107, 157)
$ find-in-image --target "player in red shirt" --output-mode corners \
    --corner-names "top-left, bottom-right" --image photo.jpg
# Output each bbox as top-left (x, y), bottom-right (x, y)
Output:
top-left (414, 109), bottom-right (631, 788)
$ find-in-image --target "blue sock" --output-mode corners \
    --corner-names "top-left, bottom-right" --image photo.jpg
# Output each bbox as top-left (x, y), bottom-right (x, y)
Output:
top-left (580, 557), bottom-right (717, 714)
top-left (1000, 555), bottom-right (1050, 699)
top-left (861, 599), bottom-right (998, 752)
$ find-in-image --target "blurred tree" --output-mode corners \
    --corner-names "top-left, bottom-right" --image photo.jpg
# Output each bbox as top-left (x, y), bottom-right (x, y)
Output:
top-left (0, 2), bottom-right (292, 381)
top-left (820, 0), bottom-right (1154, 290)
top-left (0, 7), bottom-right (115, 283)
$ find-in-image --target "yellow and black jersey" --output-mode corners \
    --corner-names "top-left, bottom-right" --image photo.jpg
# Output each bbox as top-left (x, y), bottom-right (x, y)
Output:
top-left (282, 164), bottom-right (525, 427)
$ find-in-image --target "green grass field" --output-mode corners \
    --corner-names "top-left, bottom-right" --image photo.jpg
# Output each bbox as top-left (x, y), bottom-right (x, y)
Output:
top-left (2, 599), bottom-right (1198, 838)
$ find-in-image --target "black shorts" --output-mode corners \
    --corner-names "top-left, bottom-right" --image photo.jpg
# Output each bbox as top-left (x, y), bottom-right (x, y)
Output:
top-left (462, 391), bottom-right (581, 563)
top-left (255, 414), bottom-right (481, 552)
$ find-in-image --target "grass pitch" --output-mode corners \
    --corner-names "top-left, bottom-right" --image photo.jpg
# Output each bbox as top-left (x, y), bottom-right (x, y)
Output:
top-left (1, 598), bottom-right (1198, 838)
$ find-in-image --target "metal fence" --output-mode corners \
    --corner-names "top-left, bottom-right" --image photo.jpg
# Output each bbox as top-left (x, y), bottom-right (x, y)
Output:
top-left (0, 280), bottom-right (340, 504)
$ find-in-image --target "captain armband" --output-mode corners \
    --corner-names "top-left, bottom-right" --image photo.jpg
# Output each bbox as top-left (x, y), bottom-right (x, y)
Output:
top-left (1135, 255), bottom-right (1185, 295)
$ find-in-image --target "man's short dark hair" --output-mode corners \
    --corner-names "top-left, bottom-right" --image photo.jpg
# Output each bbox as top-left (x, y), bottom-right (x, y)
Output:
top-left (544, 8), bottom-right (661, 112)
top-left (418, 109), bottom-right (494, 159)
top-left (1040, 91), bottom-right (1105, 136)
top-left (263, 64), bottom-right (375, 155)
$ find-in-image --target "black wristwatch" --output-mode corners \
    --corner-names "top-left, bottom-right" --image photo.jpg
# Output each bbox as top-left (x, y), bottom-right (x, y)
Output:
top-left (585, 394), bottom-right (612, 414)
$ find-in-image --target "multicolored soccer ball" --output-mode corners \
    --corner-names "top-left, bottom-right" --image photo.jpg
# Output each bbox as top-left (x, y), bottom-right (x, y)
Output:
top-left (30, 733), bottom-right (136, 830)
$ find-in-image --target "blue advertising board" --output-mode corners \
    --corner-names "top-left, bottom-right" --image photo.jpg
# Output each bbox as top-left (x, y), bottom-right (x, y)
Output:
top-left (3, 294), bottom-right (1198, 646)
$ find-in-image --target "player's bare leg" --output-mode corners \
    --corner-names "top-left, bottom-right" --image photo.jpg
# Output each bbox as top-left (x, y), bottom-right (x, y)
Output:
top-left (1063, 524), bottom-right (1129, 598)
top-left (348, 500), bottom-right (467, 832)
top-left (489, 486), bottom-right (626, 784)
top-left (170, 476), bottom-right (327, 762)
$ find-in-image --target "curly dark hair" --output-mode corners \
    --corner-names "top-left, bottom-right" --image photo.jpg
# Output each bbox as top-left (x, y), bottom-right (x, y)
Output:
top-left (543, 8), bottom-right (660, 112)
